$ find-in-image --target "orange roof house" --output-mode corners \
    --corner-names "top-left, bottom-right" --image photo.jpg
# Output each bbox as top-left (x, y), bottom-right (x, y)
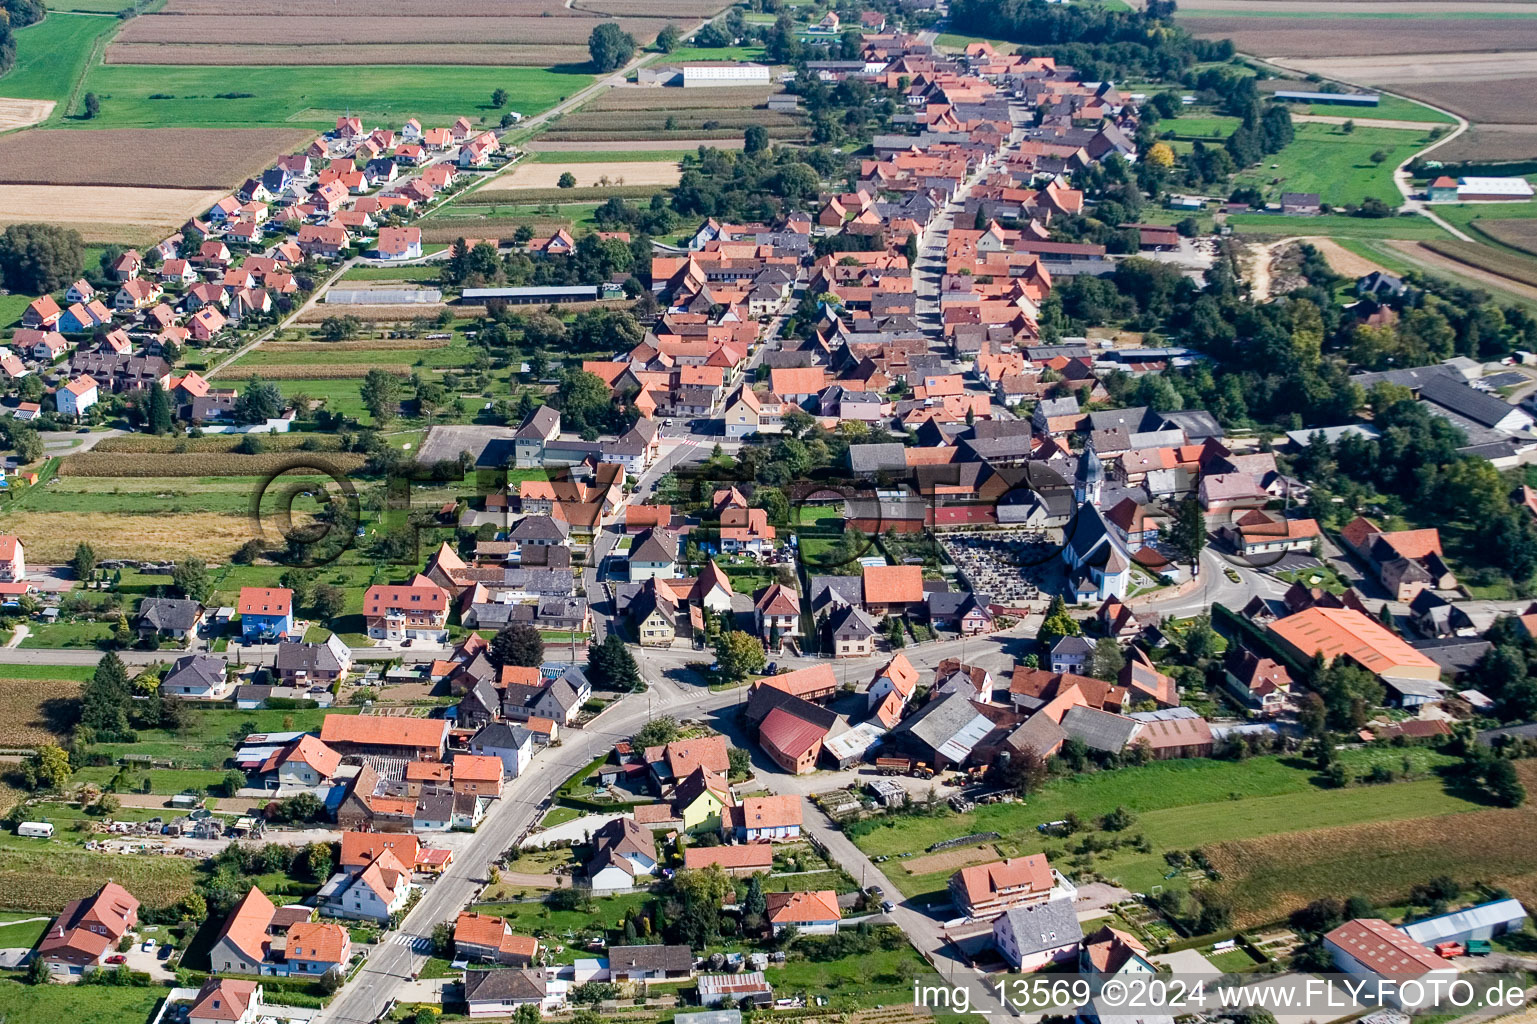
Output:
top-left (862, 564), bottom-right (924, 612)
top-left (320, 714), bottom-right (448, 758)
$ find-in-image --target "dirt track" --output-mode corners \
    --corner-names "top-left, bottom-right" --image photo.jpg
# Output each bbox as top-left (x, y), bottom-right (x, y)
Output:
top-left (1306, 237), bottom-right (1393, 277)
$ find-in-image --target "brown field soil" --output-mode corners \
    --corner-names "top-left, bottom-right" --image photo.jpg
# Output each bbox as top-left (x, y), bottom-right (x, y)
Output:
top-left (576, 0), bottom-right (730, 14)
top-left (0, 128), bottom-right (311, 189)
top-left (1423, 239), bottom-right (1537, 287)
top-left (487, 160), bottom-right (681, 191)
top-left (106, 42), bottom-right (593, 66)
top-left (1390, 239), bottom-right (1537, 300)
top-left (295, 303), bottom-right (451, 322)
top-left (524, 136), bottom-right (744, 152)
top-left (1478, 218), bottom-right (1537, 256)
top-left (1207, 764), bottom-right (1537, 927)
top-left (163, 0), bottom-right (582, 13)
top-left (541, 126), bottom-right (804, 142)
top-left (1280, 50), bottom-right (1537, 81)
top-left (1434, 125), bottom-right (1537, 162)
top-left (588, 86), bottom-right (775, 110)
top-left (57, 451), bottom-right (368, 477)
top-left (0, 510), bottom-right (257, 561)
top-left (1391, 79), bottom-right (1537, 126)
top-left (0, 98), bottom-right (54, 133)
top-left (900, 844), bottom-right (1000, 876)
top-left (243, 363), bottom-right (415, 379)
top-left (0, 185), bottom-right (226, 244)
top-left (1303, 236), bottom-right (1391, 276)
top-left (0, 678), bottom-right (80, 748)
top-left (0, 847), bottom-right (196, 913)
top-left (1181, 17), bottom-right (1537, 55)
top-left (119, 13), bottom-right (662, 45)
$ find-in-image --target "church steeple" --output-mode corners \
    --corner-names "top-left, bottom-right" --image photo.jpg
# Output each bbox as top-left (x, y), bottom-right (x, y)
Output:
top-left (1075, 440), bottom-right (1104, 507)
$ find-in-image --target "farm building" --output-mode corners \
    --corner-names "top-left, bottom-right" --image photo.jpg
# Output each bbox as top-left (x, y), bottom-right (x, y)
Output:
top-left (461, 286), bottom-right (603, 305)
top-left (639, 63), bottom-right (772, 87)
top-left (1273, 91), bottom-right (1379, 106)
top-left (1397, 899), bottom-right (1528, 947)
top-left (1454, 177), bottom-right (1534, 202)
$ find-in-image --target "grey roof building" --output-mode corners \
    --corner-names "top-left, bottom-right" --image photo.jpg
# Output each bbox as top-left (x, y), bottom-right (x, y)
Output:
top-left (888, 690), bottom-right (992, 767)
top-left (161, 653), bottom-right (226, 694)
top-left (464, 968), bottom-right (548, 1004)
top-left (1060, 706), bottom-right (1142, 753)
top-left (848, 443), bottom-right (909, 476)
top-left (137, 597), bottom-right (204, 636)
top-left (995, 898), bottom-right (1084, 965)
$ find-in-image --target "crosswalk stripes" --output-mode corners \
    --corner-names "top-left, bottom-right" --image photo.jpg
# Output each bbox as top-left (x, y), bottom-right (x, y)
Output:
top-left (390, 934), bottom-right (434, 953)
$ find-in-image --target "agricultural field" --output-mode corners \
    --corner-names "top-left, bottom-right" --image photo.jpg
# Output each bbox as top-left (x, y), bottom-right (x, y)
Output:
top-left (69, 64), bottom-right (591, 131)
top-left (0, 184), bottom-right (226, 245)
top-left (106, 42), bottom-right (595, 67)
top-left (1231, 122), bottom-right (1436, 207)
top-left (1424, 238), bottom-right (1537, 287)
top-left (543, 84), bottom-right (803, 144)
top-left (1182, 17), bottom-right (1537, 56)
top-left (1208, 764), bottom-right (1537, 926)
top-left (1384, 239), bottom-right (1537, 306)
top-left (1225, 211), bottom-right (1451, 240)
top-left (0, 98), bottom-right (54, 132)
top-left (0, 128), bottom-right (311, 189)
top-left (0, 843), bottom-right (197, 913)
top-left (850, 751), bottom-right (1485, 903)
top-left (1, 12), bottom-right (120, 112)
top-left (0, 676), bottom-right (82, 747)
top-left (1435, 125), bottom-right (1537, 162)
top-left (485, 159), bottom-right (682, 191)
top-left (1477, 216), bottom-right (1537, 255)
top-left (418, 201), bottom-right (603, 241)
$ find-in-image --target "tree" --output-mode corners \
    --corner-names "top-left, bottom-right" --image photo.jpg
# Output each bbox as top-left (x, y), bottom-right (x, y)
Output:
top-left (744, 124), bottom-right (769, 155)
top-left (588, 22), bottom-right (636, 71)
top-left (1145, 142), bottom-right (1175, 170)
top-left (491, 623), bottom-right (544, 667)
top-left (172, 557), bottom-right (212, 603)
top-left (744, 873), bottom-right (767, 919)
top-left (221, 769), bottom-right (245, 797)
top-left (1167, 497), bottom-right (1207, 570)
top-left (5, 423), bottom-right (41, 464)
top-left (0, 223), bottom-right (84, 294)
top-left (727, 746), bottom-right (751, 780)
top-left (233, 375), bottom-right (283, 424)
top-left (83, 92), bottom-right (100, 119)
top-left (1038, 594), bottom-right (1080, 648)
top-left (1088, 637), bottom-right (1125, 680)
top-left (22, 743), bottom-right (70, 791)
top-left (305, 841), bottom-right (334, 879)
top-left (1370, 149), bottom-right (1388, 164)
top-left (655, 22), bottom-right (681, 52)
top-left (587, 633), bottom-right (641, 691)
top-left (633, 716), bottom-right (680, 749)
top-left (280, 569), bottom-right (315, 611)
top-left (491, 87), bottom-right (509, 108)
top-left (1484, 758), bottom-right (1527, 807)
top-left (714, 630), bottom-right (765, 681)
top-left (79, 651), bottom-right (132, 738)
top-left (361, 368), bottom-right (404, 425)
top-left (558, 172), bottom-right (578, 189)
top-left (146, 382), bottom-right (173, 435)
top-left (26, 950), bottom-right (48, 984)
top-left (1183, 614), bottom-right (1218, 661)
top-left (312, 584), bottom-right (346, 622)
top-left (71, 542), bottom-right (97, 583)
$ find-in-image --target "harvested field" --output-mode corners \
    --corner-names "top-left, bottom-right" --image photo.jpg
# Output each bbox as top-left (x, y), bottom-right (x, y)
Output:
top-left (240, 363), bottom-right (415, 379)
top-left (57, 451), bottom-right (368, 478)
top-left (1279, 50), bottom-right (1537, 81)
top-left (263, 338), bottom-right (454, 353)
top-left (1389, 238), bottom-right (1537, 301)
top-left (92, 433), bottom-right (348, 453)
top-left (1434, 124), bottom-right (1537, 161)
top-left (1302, 236), bottom-right (1392, 276)
top-left (0, 98), bottom-right (53, 132)
top-left (900, 845), bottom-right (1000, 876)
top-left (0, 510), bottom-right (259, 561)
top-left (577, 0), bottom-right (730, 14)
top-left (487, 160), bottom-right (681, 191)
top-left (0, 128), bottom-right (311, 189)
top-left (118, 14), bottom-right (663, 45)
top-left (0, 677), bottom-right (80, 748)
top-left (1478, 217), bottom-right (1537, 255)
top-left (588, 85), bottom-right (776, 110)
top-left (1207, 765), bottom-right (1537, 927)
top-left (1181, 17), bottom-right (1537, 54)
top-left (1392, 79), bottom-right (1537, 126)
top-left (1424, 238), bottom-right (1537, 287)
top-left (524, 137), bottom-right (744, 152)
top-left (163, 0), bottom-right (584, 13)
top-left (295, 303), bottom-right (451, 323)
top-left (0, 184), bottom-right (225, 244)
top-left (106, 42), bottom-right (593, 66)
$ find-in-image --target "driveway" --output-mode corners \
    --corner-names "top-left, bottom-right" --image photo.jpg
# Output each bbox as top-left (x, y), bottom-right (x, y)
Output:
top-left (522, 810), bottom-right (624, 848)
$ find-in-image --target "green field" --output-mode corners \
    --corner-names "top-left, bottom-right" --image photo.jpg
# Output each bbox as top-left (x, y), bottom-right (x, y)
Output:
top-left (1, 12), bottom-right (119, 109)
top-left (0, 294), bottom-right (33, 330)
top-left (532, 149), bottom-right (694, 164)
top-left (654, 45), bottom-right (767, 63)
top-left (0, 915), bottom-right (47, 949)
top-left (18, 621), bottom-right (114, 649)
top-left (1226, 211), bottom-right (1450, 239)
top-left (0, 980), bottom-right (165, 1024)
top-left (72, 63), bottom-right (591, 130)
top-left (340, 264), bottom-right (445, 282)
top-left (471, 892), bottom-right (652, 944)
top-left (1289, 94), bottom-right (1456, 125)
top-left (88, 705), bottom-right (357, 768)
top-left (1233, 123), bottom-right (1435, 207)
top-left (852, 751), bottom-right (1481, 900)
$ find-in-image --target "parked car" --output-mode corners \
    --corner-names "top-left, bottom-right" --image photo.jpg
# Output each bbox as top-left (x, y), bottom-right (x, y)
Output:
top-left (141, 939), bottom-right (156, 952)
top-left (881, 901), bottom-right (895, 913)
top-left (105, 954), bottom-right (126, 965)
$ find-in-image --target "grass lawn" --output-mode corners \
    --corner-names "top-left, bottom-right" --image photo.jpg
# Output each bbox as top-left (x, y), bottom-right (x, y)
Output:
top-left (540, 805), bottom-right (582, 828)
top-left (1162, 114), bottom-right (1240, 141)
top-left (532, 149), bottom-right (694, 164)
top-left (471, 892), bottom-right (652, 941)
top-left (1207, 945), bottom-right (1265, 972)
top-left (132, 768), bottom-right (234, 796)
top-left (773, 942), bottom-right (929, 1006)
top-left (18, 620), bottom-right (113, 649)
top-left (853, 752), bottom-right (1478, 901)
top-left (72, 64), bottom-right (593, 130)
top-left (0, 980), bottom-right (165, 1024)
top-left (1233, 123), bottom-right (1435, 207)
top-left (340, 264), bottom-right (444, 282)
top-left (1227, 212), bottom-right (1450, 240)
top-left (2, 13), bottom-right (118, 109)
top-left (655, 45), bottom-right (767, 63)
top-left (89, 706), bottom-right (355, 769)
top-left (0, 916), bottom-right (46, 948)
top-left (1291, 94), bottom-right (1456, 124)
top-left (426, 200), bottom-right (602, 230)
top-left (0, 294), bottom-right (32, 331)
